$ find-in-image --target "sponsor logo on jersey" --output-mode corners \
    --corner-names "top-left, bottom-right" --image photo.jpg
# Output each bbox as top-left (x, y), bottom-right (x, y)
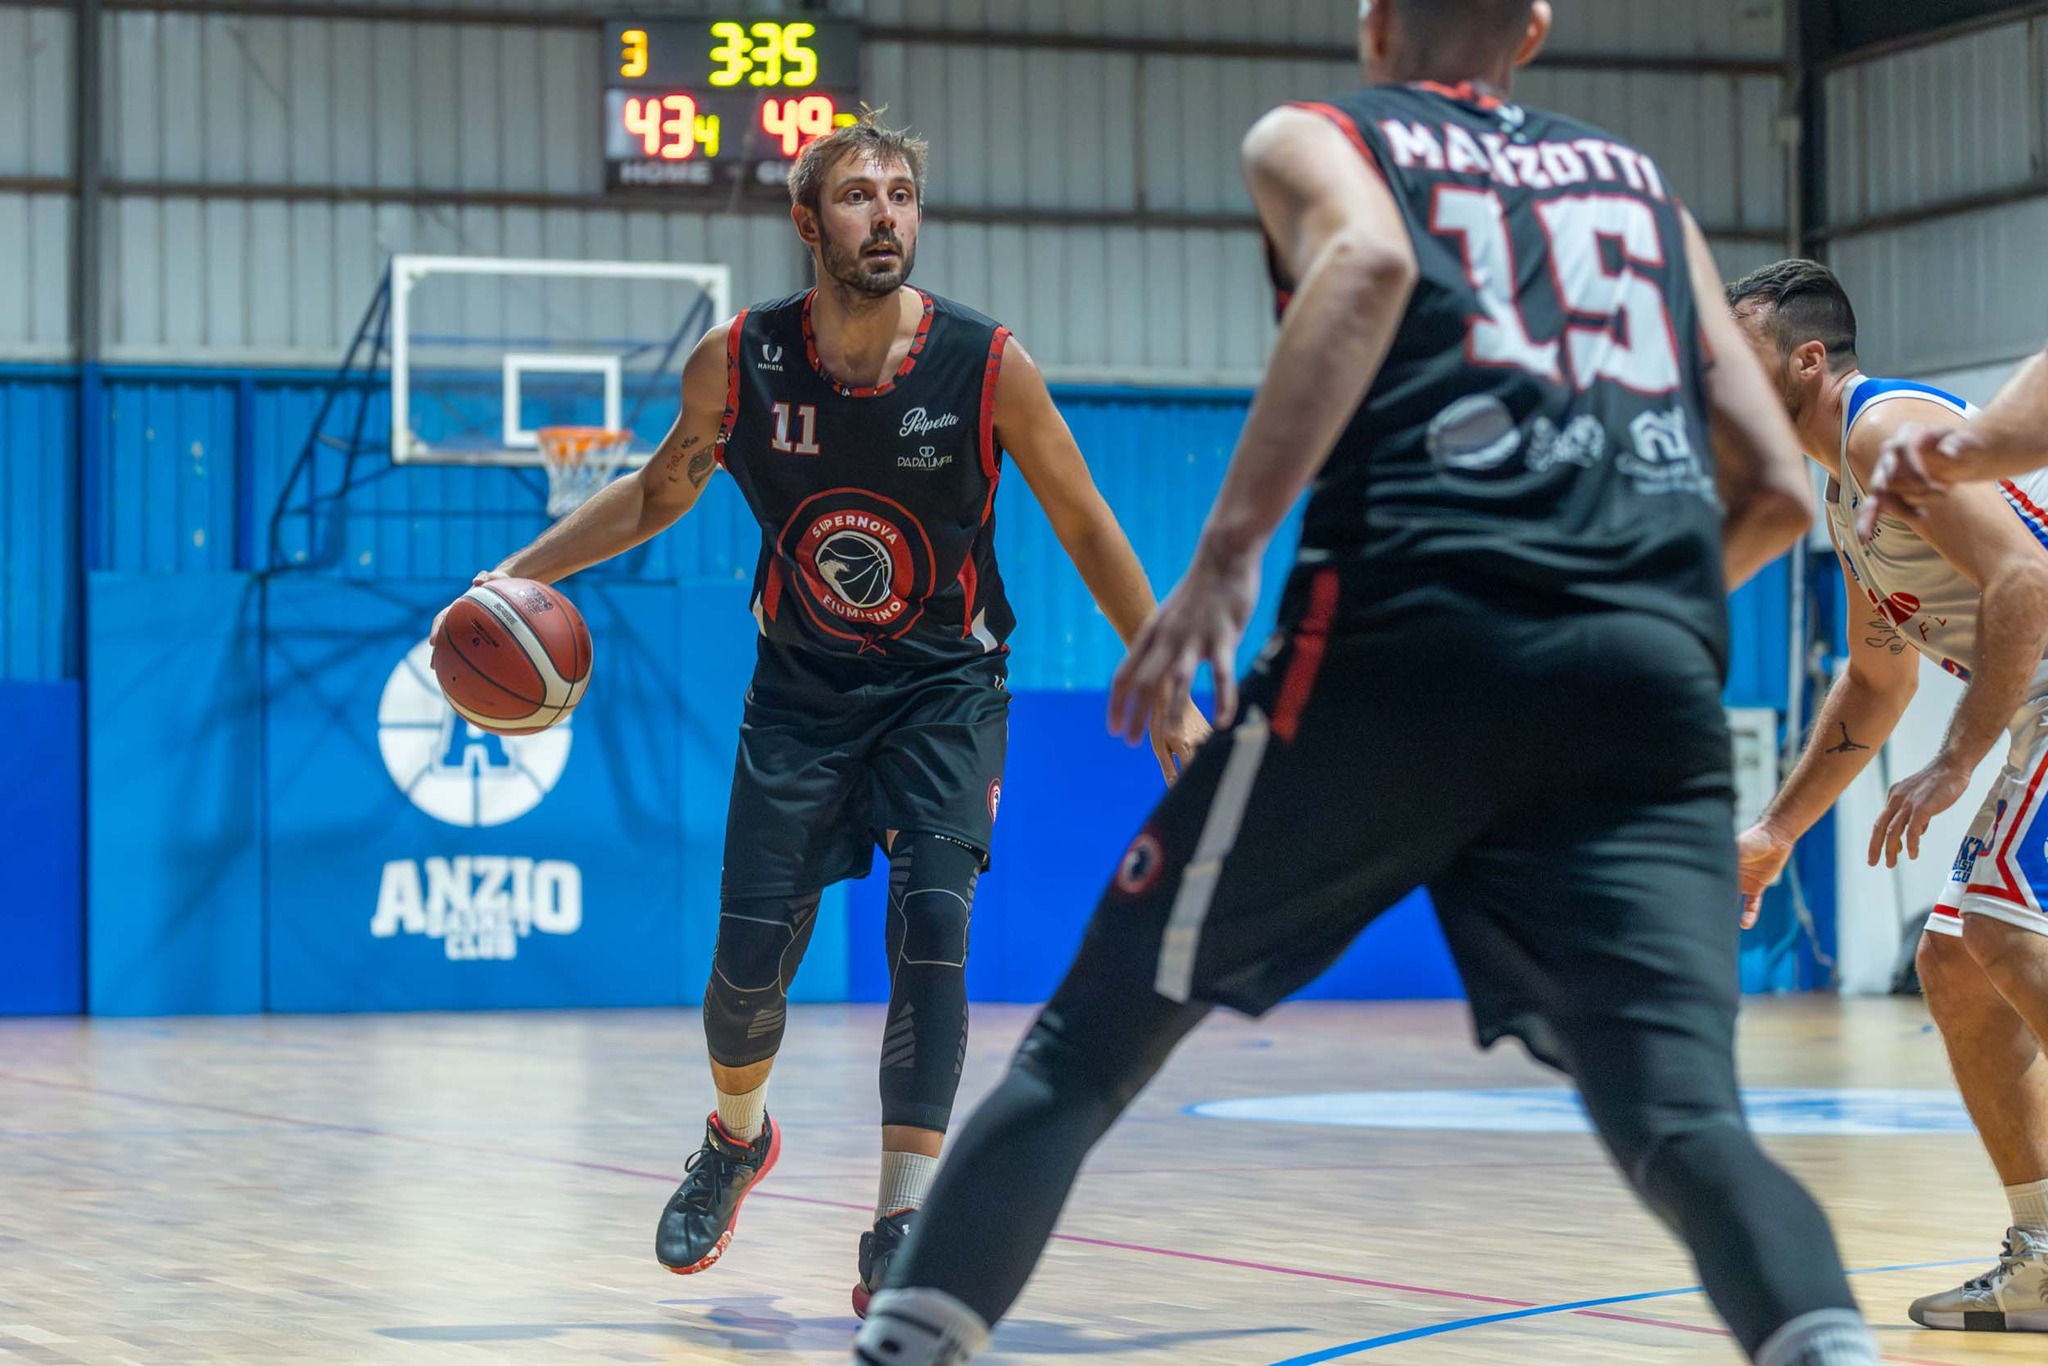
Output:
top-left (900, 407), bottom-right (962, 438)
top-left (988, 779), bottom-right (1002, 820)
top-left (1620, 407), bottom-right (1714, 498)
top-left (1873, 590), bottom-right (1921, 629)
top-left (1426, 394), bottom-right (1521, 472)
top-left (759, 342), bottom-right (785, 372)
top-left (1115, 830), bottom-right (1165, 897)
top-left (899, 444), bottom-right (954, 471)
top-left (1525, 415), bottom-right (1608, 473)
top-left (778, 489), bottom-right (938, 648)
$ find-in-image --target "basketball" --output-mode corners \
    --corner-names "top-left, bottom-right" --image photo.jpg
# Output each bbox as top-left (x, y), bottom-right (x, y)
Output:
top-left (430, 578), bottom-right (592, 736)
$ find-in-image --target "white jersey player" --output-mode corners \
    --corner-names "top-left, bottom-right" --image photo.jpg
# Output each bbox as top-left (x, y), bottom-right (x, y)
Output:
top-left (1728, 259), bottom-right (2048, 1334)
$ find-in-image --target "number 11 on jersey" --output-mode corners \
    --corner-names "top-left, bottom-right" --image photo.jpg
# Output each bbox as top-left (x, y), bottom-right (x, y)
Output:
top-left (771, 402), bottom-right (821, 455)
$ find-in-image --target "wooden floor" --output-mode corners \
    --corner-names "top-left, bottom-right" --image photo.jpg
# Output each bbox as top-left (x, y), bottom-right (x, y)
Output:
top-left (0, 998), bottom-right (2036, 1365)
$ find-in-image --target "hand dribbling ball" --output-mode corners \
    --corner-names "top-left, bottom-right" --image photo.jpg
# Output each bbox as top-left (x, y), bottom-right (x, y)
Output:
top-left (430, 578), bottom-right (592, 736)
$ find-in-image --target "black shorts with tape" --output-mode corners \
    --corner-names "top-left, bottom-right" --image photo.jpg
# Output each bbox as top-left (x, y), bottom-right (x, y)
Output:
top-left (720, 637), bottom-right (1011, 898)
top-left (1083, 569), bottom-right (1741, 1074)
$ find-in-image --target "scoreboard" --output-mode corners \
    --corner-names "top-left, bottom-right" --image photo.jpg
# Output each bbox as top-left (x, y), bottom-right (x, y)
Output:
top-left (603, 18), bottom-right (863, 190)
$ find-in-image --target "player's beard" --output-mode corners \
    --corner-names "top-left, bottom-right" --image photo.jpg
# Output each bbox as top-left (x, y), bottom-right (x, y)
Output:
top-left (1776, 363), bottom-right (1808, 424)
top-left (821, 222), bottom-right (916, 298)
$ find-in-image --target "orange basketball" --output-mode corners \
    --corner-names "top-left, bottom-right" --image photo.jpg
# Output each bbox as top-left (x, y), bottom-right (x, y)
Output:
top-left (430, 578), bottom-right (592, 736)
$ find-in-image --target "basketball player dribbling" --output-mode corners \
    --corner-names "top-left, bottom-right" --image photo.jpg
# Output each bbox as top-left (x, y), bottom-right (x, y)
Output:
top-left (851, 3), bottom-right (1887, 1365)
top-left (441, 110), bottom-right (1208, 1312)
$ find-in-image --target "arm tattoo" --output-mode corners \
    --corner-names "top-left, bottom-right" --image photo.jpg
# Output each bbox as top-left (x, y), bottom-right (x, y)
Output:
top-left (687, 447), bottom-right (716, 488)
top-left (1823, 722), bottom-right (1870, 755)
top-left (662, 433), bottom-right (704, 483)
top-left (1864, 617), bottom-right (1907, 655)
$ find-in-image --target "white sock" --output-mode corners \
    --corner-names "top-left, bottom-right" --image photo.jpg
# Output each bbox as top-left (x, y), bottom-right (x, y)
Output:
top-left (715, 1082), bottom-right (767, 1143)
top-left (852, 1287), bottom-right (989, 1366)
top-left (1755, 1308), bottom-right (1879, 1366)
top-left (877, 1150), bottom-right (939, 1218)
top-left (2009, 1177), bottom-right (2048, 1238)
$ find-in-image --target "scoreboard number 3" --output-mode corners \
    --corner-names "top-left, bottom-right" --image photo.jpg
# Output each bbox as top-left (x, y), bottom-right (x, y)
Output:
top-left (619, 28), bottom-right (648, 79)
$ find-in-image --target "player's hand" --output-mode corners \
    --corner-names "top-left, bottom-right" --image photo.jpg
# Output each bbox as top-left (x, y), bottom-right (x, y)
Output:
top-left (431, 569), bottom-right (511, 644)
top-left (1147, 696), bottom-right (1214, 785)
top-left (1110, 545), bottom-right (1259, 744)
top-left (1860, 422), bottom-right (1977, 537)
top-left (1735, 822), bottom-right (1795, 930)
top-left (1869, 755), bottom-right (1971, 868)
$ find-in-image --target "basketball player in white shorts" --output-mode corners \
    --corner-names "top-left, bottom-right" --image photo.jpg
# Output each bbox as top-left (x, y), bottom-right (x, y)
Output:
top-left (1726, 260), bottom-right (2048, 1332)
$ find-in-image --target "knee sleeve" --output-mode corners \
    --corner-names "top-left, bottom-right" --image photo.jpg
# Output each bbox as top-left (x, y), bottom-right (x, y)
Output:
top-left (879, 834), bottom-right (981, 1131)
top-left (703, 891), bottom-right (820, 1068)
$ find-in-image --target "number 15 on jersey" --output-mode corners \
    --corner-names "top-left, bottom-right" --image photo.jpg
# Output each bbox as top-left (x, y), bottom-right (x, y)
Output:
top-left (1431, 187), bottom-right (1681, 397)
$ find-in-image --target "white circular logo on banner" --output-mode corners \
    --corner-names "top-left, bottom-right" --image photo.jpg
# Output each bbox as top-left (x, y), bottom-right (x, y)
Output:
top-left (377, 640), bottom-right (571, 828)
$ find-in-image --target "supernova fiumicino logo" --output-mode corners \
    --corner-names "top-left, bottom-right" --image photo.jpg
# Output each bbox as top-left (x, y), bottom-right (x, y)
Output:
top-left (377, 640), bottom-right (570, 827)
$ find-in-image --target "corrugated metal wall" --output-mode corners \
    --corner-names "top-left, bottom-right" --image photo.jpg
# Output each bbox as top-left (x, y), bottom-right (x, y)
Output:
top-left (0, 6), bottom-right (74, 360)
top-left (0, 373), bottom-right (77, 682)
top-left (0, 1), bottom-right (1793, 379)
top-left (1822, 14), bottom-right (2048, 376)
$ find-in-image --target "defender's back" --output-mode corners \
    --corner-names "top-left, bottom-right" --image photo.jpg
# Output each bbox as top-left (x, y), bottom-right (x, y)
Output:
top-left (1276, 83), bottom-right (1725, 660)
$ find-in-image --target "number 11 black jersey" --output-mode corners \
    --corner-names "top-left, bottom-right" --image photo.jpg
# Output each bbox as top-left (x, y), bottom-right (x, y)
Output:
top-left (1273, 82), bottom-right (1726, 666)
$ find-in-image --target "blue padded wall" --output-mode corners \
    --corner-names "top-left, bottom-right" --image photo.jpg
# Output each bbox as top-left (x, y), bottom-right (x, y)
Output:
top-left (86, 572), bottom-right (265, 1016)
top-left (0, 681), bottom-right (83, 1013)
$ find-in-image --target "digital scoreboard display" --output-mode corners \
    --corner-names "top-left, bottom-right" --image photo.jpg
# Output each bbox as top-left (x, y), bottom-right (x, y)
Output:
top-left (603, 18), bottom-right (863, 190)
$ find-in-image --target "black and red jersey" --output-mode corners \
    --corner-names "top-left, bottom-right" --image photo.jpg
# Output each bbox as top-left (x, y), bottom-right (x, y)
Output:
top-left (716, 288), bottom-right (1015, 667)
top-left (1272, 83), bottom-right (1727, 666)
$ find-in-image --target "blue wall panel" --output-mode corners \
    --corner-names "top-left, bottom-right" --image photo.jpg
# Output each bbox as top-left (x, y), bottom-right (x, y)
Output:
top-left (0, 681), bottom-right (83, 1014)
top-left (86, 572), bottom-right (265, 1016)
top-left (100, 379), bottom-right (239, 574)
top-left (0, 373), bottom-right (77, 682)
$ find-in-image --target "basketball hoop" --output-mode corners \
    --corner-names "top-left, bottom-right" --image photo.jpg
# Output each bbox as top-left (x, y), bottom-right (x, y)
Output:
top-left (537, 426), bottom-right (635, 519)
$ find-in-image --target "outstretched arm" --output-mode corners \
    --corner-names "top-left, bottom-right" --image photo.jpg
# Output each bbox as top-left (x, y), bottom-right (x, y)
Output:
top-left (1680, 214), bottom-right (1814, 589)
top-left (1866, 344), bottom-right (2048, 527)
top-left (1737, 547), bottom-right (1919, 925)
top-left (490, 320), bottom-right (736, 584)
top-left (1108, 104), bottom-right (1417, 737)
top-left (997, 337), bottom-right (1210, 781)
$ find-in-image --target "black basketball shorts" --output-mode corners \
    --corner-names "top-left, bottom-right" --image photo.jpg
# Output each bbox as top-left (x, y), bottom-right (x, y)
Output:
top-left (1074, 570), bottom-right (1743, 1073)
top-left (720, 639), bottom-right (1011, 899)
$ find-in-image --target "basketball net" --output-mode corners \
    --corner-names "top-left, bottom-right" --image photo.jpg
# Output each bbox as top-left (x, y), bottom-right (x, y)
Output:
top-left (537, 426), bottom-right (635, 520)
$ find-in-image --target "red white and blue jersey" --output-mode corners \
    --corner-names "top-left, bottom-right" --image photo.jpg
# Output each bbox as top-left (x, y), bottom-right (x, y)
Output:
top-left (1824, 376), bottom-right (2048, 689)
top-left (716, 289), bottom-right (1015, 665)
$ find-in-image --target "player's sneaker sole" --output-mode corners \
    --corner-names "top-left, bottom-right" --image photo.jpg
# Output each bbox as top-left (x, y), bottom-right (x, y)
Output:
top-left (1909, 1305), bottom-right (2048, 1332)
top-left (663, 1121), bottom-right (782, 1276)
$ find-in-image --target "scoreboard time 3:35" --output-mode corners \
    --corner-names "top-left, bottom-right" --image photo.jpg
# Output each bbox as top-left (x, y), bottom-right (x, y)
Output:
top-left (604, 17), bottom-right (862, 190)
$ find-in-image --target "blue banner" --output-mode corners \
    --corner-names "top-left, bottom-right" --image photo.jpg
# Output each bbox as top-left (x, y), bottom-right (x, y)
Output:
top-left (262, 578), bottom-right (702, 1011)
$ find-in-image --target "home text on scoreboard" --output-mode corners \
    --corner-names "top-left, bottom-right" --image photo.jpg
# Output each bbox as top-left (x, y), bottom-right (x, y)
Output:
top-left (603, 18), bottom-right (863, 191)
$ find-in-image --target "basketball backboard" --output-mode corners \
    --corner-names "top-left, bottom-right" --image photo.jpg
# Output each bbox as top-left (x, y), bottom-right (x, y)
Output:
top-left (389, 255), bottom-right (731, 466)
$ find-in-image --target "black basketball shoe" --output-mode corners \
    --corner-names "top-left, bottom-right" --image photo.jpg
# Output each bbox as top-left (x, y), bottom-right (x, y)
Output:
top-left (656, 1113), bottom-right (780, 1274)
top-left (852, 1207), bottom-right (916, 1318)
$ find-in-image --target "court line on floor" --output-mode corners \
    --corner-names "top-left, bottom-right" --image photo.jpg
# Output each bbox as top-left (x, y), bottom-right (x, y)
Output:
top-left (0, 1068), bottom-right (1986, 1364)
top-left (1259, 1258), bottom-right (1988, 1366)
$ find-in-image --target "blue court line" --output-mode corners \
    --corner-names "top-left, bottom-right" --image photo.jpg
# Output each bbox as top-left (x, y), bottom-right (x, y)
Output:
top-left (1262, 1257), bottom-right (1987, 1364)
